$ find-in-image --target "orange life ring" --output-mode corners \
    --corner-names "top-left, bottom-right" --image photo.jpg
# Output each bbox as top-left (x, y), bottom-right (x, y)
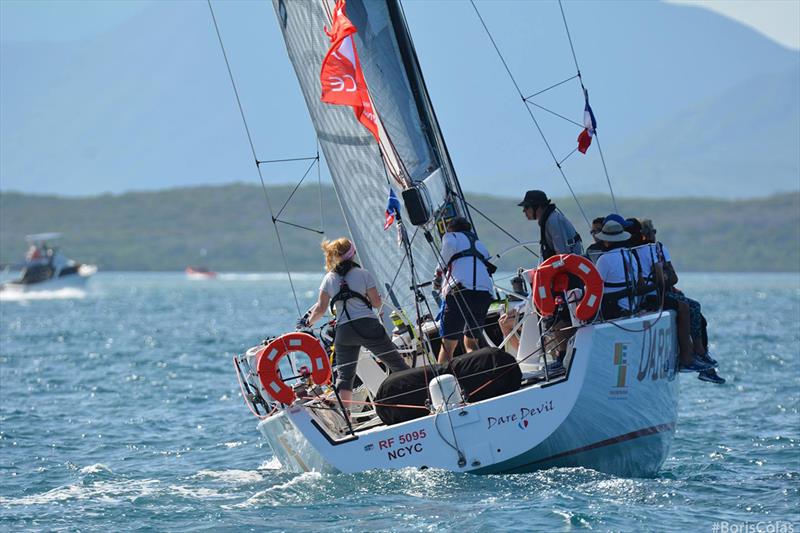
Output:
top-left (531, 254), bottom-right (603, 322)
top-left (256, 332), bottom-right (332, 404)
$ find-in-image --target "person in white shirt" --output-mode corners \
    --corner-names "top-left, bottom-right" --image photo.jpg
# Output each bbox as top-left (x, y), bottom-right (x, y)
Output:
top-left (637, 219), bottom-right (721, 380)
top-left (434, 217), bottom-right (495, 364)
top-left (596, 220), bottom-right (710, 373)
top-left (300, 237), bottom-right (409, 408)
top-left (594, 220), bottom-right (638, 319)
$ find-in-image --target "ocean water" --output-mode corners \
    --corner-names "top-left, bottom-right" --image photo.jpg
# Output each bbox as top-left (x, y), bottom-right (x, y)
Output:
top-left (1, 272), bottom-right (798, 532)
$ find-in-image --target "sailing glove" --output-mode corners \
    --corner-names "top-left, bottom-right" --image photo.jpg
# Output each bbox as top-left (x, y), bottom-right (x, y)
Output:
top-left (296, 315), bottom-right (311, 330)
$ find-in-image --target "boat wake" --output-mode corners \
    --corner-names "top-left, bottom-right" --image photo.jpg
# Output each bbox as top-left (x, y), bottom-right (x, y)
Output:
top-left (224, 471), bottom-right (324, 509)
top-left (216, 272), bottom-right (320, 282)
top-left (193, 469), bottom-right (265, 484)
top-left (0, 287), bottom-right (87, 301)
top-left (0, 479), bottom-right (160, 507)
top-left (258, 457), bottom-right (282, 470)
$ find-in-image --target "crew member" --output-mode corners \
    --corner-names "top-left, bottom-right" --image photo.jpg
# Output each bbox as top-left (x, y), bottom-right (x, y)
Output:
top-left (585, 217), bottom-right (606, 263)
top-left (518, 190), bottom-right (583, 260)
top-left (435, 217), bottom-right (495, 364)
top-left (301, 238), bottom-right (409, 409)
top-left (596, 220), bottom-right (709, 373)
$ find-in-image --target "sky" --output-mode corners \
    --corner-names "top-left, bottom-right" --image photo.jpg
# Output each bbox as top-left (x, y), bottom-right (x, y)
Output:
top-left (2, 0), bottom-right (796, 48)
top-left (0, 0), bottom-right (798, 198)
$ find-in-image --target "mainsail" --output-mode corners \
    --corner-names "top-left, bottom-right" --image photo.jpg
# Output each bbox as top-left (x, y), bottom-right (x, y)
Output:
top-left (274, 0), bottom-right (471, 321)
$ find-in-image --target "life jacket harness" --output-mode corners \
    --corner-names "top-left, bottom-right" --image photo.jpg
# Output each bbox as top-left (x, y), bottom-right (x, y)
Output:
top-left (329, 260), bottom-right (372, 321)
top-left (539, 204), bottom-right (582, 260)
top-left (599, 247), bottom-right (637, 313)
top-left (630, 246), bottom-right (657, 296)
top-left (445, 231), bottom-right (496, 290)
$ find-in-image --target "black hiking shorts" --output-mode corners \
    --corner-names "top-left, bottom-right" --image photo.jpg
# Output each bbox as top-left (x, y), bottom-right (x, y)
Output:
top-left (440, 289), bottom-right (493, 340)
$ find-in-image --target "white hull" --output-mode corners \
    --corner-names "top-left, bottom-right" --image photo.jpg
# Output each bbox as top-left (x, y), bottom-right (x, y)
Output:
top-left (254, 312), bottom-right (678, 476)
top-left (1, 265), bottom-right (95, 293)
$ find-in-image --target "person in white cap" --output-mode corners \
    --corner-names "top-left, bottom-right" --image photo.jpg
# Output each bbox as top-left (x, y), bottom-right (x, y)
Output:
top-left (594, 220), bottom-right (638, 319)
top-left (595, 221), bottom-right (712, 373)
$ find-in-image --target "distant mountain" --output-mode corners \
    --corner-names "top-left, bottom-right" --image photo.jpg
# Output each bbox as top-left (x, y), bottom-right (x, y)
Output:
top-left (1, 184), bottom-right (798, 272)
top-left (0, 1), bottom-right (798, 199)
top-left (606, 65), bottom-right (800, 198)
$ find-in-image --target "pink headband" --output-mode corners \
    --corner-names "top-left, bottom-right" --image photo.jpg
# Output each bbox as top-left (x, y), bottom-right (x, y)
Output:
top-left (341, 243), bottom-right (356, 261)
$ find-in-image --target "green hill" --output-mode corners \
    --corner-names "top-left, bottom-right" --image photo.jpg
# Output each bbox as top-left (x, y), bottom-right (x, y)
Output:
top-left (1, 184), bottom-right (798, 272)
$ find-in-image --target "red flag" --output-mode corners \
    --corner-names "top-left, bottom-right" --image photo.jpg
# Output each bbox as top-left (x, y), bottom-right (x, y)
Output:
top-left (577, 128), bottom-right (592, 154)
top-left (320, 0), bottom-right (380, 142)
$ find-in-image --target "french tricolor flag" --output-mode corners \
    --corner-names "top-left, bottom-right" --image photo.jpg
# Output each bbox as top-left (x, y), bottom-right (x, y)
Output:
top-left (577, 89), bottom-right (597, 154)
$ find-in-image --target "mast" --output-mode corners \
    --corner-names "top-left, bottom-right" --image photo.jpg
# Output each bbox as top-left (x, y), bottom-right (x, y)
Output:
top-left (384, 0), bottom-right (472, 227)
top-left (273, 0), bottom-right (473, 322)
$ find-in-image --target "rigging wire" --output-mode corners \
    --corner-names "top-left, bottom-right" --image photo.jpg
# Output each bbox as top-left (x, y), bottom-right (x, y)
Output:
top-left (469, 0), bottom-right (590, 228)
top-left (317, 141), bottom-right (325, 236)
top-left (524, 74), bottom-right (579, 100)
top-left (557, 0), bottom-right (619, 213)
top-left (463, 199), bottom-right (539, 258)
top-left (526, 101), bottom-right (583, 129)
top-left (257, 156), bottom-right (318, 164)
top-left (207, 0), bottom-right (302, 315)
top-left (273, 156), bottom-right (322, 221)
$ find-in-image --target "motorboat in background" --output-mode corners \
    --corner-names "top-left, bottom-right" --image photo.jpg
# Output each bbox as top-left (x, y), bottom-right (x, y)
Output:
top-left (185, 266), bottom-right (218, 280)
top-left (0, 233), bottom-right (97, 293)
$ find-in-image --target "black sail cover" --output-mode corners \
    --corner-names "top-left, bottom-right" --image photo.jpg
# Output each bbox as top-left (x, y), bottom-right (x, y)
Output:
top-left (273, 0), bottom-right (468, 325)
top-left (375, 348), bottom-right (522, 425)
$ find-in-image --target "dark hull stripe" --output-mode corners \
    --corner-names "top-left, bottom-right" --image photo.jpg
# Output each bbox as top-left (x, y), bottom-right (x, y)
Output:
top-left (531, 422), bottom-right (676, 466)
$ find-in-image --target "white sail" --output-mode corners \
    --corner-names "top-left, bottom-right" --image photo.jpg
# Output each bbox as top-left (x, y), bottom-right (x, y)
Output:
top-left (273, 0), bottom-right (469, 321)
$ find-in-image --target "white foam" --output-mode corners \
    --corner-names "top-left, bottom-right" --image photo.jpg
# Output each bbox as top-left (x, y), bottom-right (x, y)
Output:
top-left (0, 287), bottom-right (87, 301)
top-left (193, 469), bottom-right (263, 484)
top-left (258, 457), bottom-right (282, 470)
top-left (216, 272), bottom-right (321, 282)
top-left (0, 479), bottom-right (160, 506)
top-left (226, 471), bottom-right (322, 509)
top-left (167, 485), bottom-right (225, 499)
top-left (79, 463), bottom-right (112, 474)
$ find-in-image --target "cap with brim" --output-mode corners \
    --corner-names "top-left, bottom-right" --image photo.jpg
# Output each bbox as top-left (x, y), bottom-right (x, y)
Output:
top-left (597, 220), bottom-right (631, 242)
top-left (518, 189), bottom-right (549, 207)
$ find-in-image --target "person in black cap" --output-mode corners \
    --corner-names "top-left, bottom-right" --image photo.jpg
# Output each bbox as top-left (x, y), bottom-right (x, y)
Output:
top-left (518, 190), bottom-right (583, 260)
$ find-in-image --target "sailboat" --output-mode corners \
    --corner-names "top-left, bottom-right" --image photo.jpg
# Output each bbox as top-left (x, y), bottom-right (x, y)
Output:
top-left (230, 0), bottom-right (678, 476)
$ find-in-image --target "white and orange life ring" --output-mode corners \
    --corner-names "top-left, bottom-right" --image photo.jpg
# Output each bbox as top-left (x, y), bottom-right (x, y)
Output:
top-left (531, 254), bottom-right (603, 322)
top-left (256, 332), bottom-right (332, 404)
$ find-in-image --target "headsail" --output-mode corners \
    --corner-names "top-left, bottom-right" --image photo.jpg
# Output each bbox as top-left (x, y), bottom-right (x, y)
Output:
top-left (274, 0), bottom-right (471, 322)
